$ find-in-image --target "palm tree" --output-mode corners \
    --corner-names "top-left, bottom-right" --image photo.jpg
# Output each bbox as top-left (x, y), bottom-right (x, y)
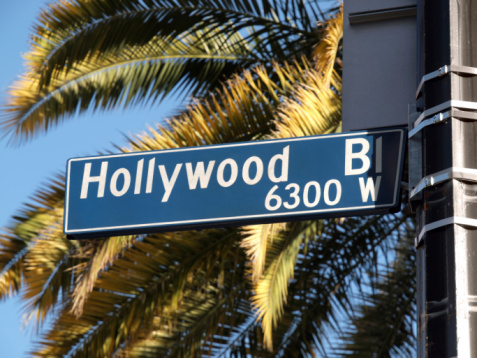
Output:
top-left (0, 1), bottom-right (416, 357)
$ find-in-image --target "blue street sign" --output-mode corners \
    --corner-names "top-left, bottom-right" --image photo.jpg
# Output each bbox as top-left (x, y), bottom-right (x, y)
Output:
top-left (64, 128), bottom-right (406, 239)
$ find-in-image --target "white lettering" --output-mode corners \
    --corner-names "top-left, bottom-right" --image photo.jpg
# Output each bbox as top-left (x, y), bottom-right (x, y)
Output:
top-left (186, 161), bottom-right (215, 189)
top-left (110, 168), bottom-right (131, 197)
top-left (134, 159), bottom-right (144, 194)
top-left (159, 164), bottom-right (182, 202)
top-left (242, 156), bottom-right (264, 185)
top-left (303, 181), bottom-right (321, 207)
top-left (359, 176), bottom-right (382, 202)
top-left (80, 162), bottom-right (108, 199)
top-left (146, 158), bottom-right (155, 193)
top-left (268, 146), bottom-right (289, 183)
top-left (324, 179), bottom-right (342, 206)
top-left (283, 183), bottom-right (300, 209)
top-left (265, 185), bottom-right (281, 211)
top-left (217, 159), bottom-right (238, 187)
top-left (345, 138), bottom-right (371, 176)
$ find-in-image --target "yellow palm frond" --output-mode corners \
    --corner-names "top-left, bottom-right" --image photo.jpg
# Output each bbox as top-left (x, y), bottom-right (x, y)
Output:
top-left (124, 58), bottom-right (315, 152)
top-left (34, 228), bottom-right (245, 357)
top-left (250, 222), bottom-right (312, 351)
top-left (0, 182), bottom-right (73, 326)
top-left (270, 7), bottom-right (343, 140)
top-left (241, 223), bottom-right (287, 284)
top-left (241, 11), bottom-right (343, 350)
top-left (312, 7), bottom-right (343, 84)
top-left (22, 219), bottom-right (75, 328)
top-left (272, 69), bottom-right (341, 139)
top-left (70, 235), bottom-right (137, 317)
top-left (0, 231), bottom-right (25, 298)
top-left (2, 0), bottom-right (325, 143)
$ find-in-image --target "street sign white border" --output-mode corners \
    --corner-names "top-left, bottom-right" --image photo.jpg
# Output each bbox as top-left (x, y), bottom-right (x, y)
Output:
top-left (64, 128), bottom-right (406, 235)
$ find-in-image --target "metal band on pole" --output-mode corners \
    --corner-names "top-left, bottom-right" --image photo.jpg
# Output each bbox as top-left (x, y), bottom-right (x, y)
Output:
top-left (415, 65), bottom-right (477, 99)
top-left (416, 1), bottom-right (477, 356)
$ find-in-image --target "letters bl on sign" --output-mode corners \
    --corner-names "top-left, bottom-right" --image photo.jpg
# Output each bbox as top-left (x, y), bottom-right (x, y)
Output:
top-left (64, 128), bottom-right (406, 238)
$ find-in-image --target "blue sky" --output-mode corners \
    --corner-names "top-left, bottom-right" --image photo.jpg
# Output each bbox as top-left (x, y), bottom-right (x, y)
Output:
top-left (0, 2), bottom-right (177, 356)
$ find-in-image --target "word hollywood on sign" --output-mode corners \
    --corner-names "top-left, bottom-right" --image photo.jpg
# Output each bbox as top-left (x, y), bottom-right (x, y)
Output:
top-left (64, 128), bottom-right (406, 239)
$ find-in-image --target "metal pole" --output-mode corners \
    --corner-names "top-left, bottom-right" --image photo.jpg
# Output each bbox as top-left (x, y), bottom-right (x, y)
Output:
top-left (415, 0), bottom-right (477, 356)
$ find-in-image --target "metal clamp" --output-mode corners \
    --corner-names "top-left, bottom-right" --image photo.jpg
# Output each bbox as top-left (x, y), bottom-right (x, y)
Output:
top-left (415, 216), bottom-right (477, 247)
top-left (409, 101), bottom-right (477, 138)
top-left (409, 111), bottom-right (450, 138)
top-left (410, 167), bottom-right (477, 200)
top-left (416, 65), bottom-right (477, 99)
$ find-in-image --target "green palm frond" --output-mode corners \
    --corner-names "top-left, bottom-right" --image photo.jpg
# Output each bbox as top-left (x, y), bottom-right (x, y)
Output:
top-left (334, 220), bottom-right (416, 357)
top-left (0, 231), bottom-right (26, 299)
top-left (70, 235), bottom-right (137, 316)
top-left (312, 6), bottom-right (343, 83)
top-left (123, 252), bottom-right (253, 357)
top-left (4, 33), bottom-right (246, 143)
top-left (0, 177), bottom-right (78, 328)
top-left (250, 221), bottom-right (320, 351)
top-left (272, 7), bottom-right (343, 139)
top-left (32, 228), bottom-right (243, 357)
top-left (2, 0), bottom-right (327, 143)
top-left (241, 223), bottom-right (287, 283)
top-left (273, 68), bottom-right (341, 139)
top-left (31, 0), bottom-right (321, 79)
top-left (22, 228), bottom-right (76, 328)
top-left (266, 213), bottom-right (412, 357)
top-left (124, 57), bottom-right (319, 151)
top-left (0, 177), bottom-right (63, 298)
